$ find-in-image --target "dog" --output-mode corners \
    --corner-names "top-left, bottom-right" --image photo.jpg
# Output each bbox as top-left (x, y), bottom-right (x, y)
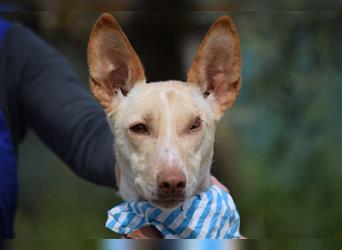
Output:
top-left (87, 13), bottom-right (241, 232)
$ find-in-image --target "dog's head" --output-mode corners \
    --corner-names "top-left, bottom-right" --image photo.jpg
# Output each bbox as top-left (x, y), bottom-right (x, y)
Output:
top-left (88, 13), bottom-right (241, 208)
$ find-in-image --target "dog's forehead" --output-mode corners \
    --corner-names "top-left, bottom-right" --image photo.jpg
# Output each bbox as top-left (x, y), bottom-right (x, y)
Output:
top-left (131, 81), bottom-right (193, 99)
top-left (122, 81), bottom-right (206, 114)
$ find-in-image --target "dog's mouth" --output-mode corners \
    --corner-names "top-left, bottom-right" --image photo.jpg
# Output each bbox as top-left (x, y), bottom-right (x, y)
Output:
top-left (135, 181), bottom-right (186, 209)
top-left (151, 197), bottom-right (185, 209)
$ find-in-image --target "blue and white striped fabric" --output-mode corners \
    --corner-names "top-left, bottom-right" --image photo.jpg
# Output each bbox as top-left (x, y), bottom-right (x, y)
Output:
top-left (106, 185), bottom-right (241, 239)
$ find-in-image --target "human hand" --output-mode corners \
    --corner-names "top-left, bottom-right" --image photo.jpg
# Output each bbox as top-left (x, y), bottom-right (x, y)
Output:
top-left (211, 176), bottom-right (229, 193)
top-left (124, 225), bottom-right (162, 239)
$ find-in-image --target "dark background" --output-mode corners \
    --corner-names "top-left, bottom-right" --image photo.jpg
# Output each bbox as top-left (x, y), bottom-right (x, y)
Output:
top-left (1, 0), bottom-right (341, 239)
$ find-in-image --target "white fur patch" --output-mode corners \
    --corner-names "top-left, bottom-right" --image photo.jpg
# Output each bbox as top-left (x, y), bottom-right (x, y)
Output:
top-left (159, 91), bottom-right (181, 167)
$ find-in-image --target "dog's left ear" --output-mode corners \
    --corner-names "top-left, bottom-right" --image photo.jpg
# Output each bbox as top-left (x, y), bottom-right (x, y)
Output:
top-left (88, 13), bottom-right (145, 112)
top-left (187, 16), bottom-right (241, 120)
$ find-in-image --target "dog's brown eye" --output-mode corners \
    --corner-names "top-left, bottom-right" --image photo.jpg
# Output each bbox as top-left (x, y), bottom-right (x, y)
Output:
top-left (129, 123), bottom-right (149, 134)
top-left (188, 117), bottom-right (202, 132)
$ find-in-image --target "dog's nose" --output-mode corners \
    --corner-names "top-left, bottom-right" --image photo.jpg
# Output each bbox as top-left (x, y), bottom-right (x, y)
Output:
top-left (157, 168), bottom-right (186, 195)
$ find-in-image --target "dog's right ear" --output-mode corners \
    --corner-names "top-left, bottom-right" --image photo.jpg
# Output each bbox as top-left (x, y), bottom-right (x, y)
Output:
top-left (88, 13), bottom-right (145, 112)
top-left (187, 16), bottom-right (241, 120)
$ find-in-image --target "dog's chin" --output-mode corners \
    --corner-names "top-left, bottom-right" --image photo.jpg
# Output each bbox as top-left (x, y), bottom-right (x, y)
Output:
top-left (150, 199), bottom-right (185, 209)
top-left (136, 192), bottom-right (184, 209)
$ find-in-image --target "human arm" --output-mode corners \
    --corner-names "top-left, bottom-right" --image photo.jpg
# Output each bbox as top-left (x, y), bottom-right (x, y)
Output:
top-left (3, 23), bottom-right (116, 187)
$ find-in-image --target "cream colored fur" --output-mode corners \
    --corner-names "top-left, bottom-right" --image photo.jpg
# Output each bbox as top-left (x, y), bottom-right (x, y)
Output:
top-left (87, 13), bottom-right (241, 209)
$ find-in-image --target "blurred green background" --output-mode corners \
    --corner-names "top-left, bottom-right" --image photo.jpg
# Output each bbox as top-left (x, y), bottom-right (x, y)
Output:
top-left (1, 1), bottom-right (341, 239)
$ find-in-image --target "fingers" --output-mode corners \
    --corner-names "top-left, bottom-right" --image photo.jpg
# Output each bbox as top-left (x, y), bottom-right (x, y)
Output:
top-left (211, 176), bottom-right (230, 193)
top-left (125, 226), bottom-right (163, 239)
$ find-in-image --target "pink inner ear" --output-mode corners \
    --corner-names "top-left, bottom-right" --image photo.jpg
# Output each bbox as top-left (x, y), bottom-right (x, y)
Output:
top-left (187, 16), bottom-right (241, 113)
top-left (212, 72), bottom-right (226, 87)
top-left (105, 48), bottom-right (129, 96)
top-left (88, 13), bottom-right (146, 111)
top-left (108, 67), bottom-right (129, 95)
top-left (206, 44), bottom-right (233, 92)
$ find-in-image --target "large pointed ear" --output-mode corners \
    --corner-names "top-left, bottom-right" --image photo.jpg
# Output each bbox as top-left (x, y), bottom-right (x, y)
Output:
top-left (187, 16), bottom-right (241, 120)
top-left (87, 13), bottom-right (145, 112)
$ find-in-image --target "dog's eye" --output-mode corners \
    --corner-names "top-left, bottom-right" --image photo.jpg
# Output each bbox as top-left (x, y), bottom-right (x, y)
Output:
top-left (188, 117), bottom-right (202, 132)
top-left (129, 123), bottom-right (149, 134)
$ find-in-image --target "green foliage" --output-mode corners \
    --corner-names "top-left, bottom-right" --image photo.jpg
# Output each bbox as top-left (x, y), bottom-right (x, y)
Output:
top-left (220, 12), bottom-right (342, 237)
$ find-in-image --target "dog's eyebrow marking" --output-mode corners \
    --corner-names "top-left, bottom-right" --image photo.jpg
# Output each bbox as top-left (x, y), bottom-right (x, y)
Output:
top-left (142, 114), bottom-right (152, 123)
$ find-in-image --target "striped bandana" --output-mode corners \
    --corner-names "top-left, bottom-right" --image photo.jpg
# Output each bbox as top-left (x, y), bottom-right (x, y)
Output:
top-left (106, 185), bottom-right (241, 239)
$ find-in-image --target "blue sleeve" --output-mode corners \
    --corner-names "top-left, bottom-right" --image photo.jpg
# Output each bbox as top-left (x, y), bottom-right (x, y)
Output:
top-left (1, 23), bottom-right (116, 188)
